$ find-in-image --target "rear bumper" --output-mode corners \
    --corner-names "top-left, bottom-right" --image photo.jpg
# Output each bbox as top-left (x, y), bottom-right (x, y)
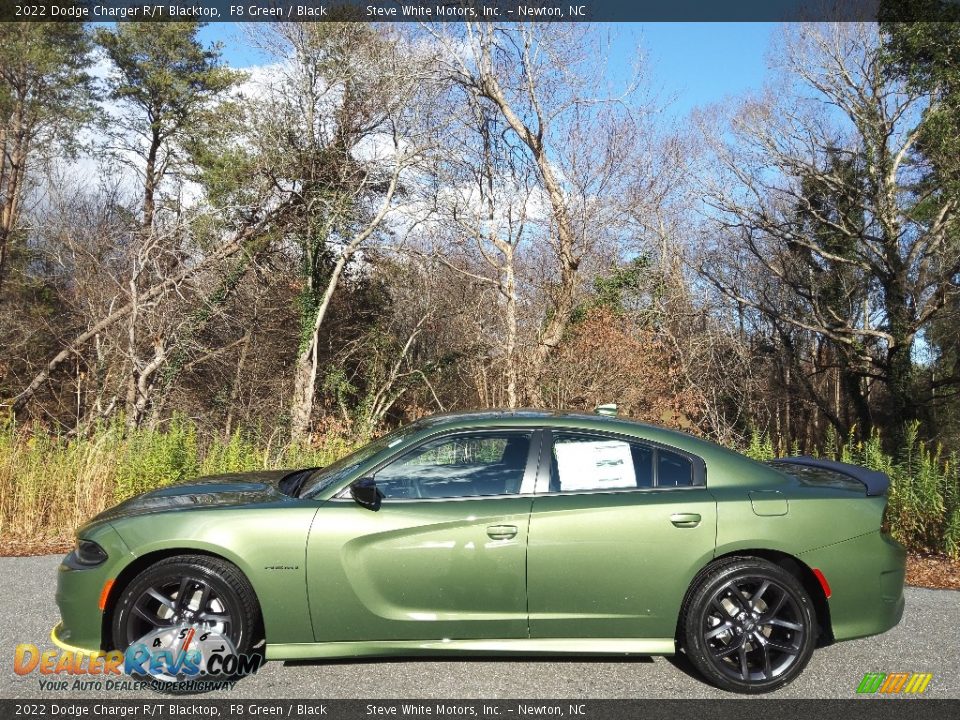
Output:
top-left (799, 530), bottom-right (906, 642)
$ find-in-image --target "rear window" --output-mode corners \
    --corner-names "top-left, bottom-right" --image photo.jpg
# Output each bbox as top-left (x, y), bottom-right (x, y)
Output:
top-left (766, 461), bottom-right (865, 492)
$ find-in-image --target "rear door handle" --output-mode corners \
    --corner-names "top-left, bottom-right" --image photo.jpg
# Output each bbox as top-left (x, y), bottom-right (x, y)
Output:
top-left (486, 525), bottom-right (518, 540)
top-left (670, 513), bottom-right (702, 528)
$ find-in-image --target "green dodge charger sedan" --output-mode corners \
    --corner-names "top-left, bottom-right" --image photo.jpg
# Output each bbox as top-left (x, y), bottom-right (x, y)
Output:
top-left (53, 410), bottom-right (906, 693)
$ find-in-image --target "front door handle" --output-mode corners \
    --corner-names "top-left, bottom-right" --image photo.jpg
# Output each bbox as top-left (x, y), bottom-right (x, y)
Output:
top-left (670, 513), bottom-right (702, 528)
top-left (486, 525), bottom-right (518, 540)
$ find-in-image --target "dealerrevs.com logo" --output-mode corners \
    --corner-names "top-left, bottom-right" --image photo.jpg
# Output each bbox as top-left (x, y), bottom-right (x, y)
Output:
top-left (856, 672), bottom-right (934, 695)
top-left (15, 625), bottom-right (263, 692)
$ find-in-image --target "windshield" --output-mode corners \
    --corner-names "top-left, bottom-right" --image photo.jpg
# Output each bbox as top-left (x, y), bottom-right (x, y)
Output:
top-left (298, 423), bottom-right (423, 498)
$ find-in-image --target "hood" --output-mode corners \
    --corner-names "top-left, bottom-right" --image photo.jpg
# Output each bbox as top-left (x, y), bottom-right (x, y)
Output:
top-left (88, 469), bottom-right (297, 525)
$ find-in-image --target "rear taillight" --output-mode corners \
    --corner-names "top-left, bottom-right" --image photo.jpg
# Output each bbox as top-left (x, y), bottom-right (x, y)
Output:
top-left (811, 568), bottom-right (832, 598)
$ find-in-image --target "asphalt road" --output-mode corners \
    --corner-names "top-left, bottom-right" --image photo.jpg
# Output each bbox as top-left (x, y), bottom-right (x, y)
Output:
top-left (1, 555), bottom-right (957, 699)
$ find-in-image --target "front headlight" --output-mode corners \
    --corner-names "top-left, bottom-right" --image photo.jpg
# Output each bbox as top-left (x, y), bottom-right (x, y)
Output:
top-left (73, 539), bottom-right (108, 567)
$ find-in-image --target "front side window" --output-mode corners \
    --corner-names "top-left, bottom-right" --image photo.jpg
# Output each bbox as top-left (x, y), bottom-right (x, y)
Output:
top-left (299, 422), bottom-right (423, 497)
top-left (550, 433), bottom-right (694, 492)
top-left (375, 432), bottom-right (531, 499)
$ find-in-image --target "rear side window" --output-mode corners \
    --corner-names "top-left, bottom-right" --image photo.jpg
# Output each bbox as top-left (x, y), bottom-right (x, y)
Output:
top-left (658, 449), bottom-right (694, 487)
top-left (550, 433), bottom-right (695, 492)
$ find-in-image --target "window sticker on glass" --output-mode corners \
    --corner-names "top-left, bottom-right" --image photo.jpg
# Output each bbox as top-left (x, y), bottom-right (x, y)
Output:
top-left (555, 440), bottom-right (636, 491)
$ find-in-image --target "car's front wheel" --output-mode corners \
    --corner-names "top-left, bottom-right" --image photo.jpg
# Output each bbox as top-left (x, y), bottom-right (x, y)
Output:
top-left (111, 554), bottom-right (262, 691)
top-left (680, 557), bottom-right (817, 693)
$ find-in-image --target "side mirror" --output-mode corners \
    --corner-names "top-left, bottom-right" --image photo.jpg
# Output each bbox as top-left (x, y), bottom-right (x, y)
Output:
top-left (349, 477), bottom-right (382, 511)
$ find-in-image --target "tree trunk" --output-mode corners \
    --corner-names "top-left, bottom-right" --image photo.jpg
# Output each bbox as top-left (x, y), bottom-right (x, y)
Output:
top-left (503, 257), bottom-right (518, 409)
top-left (120, 124), bottom-right (164, 431)
top-left (882, 262), bottom-right (919, 450)
top-left (0, 225), bottom-right (10, 299)
top-left (143, 128), bottom-right (161, 233)
top-left (126, 339), bottom-right (169, 431)
top-left (884, 324), bottom-right (918, 451)
top-left (289, 252), bottom-right (349, 441)
top-left (0, 112), bottom-right (28, 300)
top-left (839, 361), bottom-right (872, 437)
top-left (288, 167), bottom-right (402, 441)
top-left (224, 330), bottom-right (252, 439)
top-left (474, 47), bottom-right (579, 407)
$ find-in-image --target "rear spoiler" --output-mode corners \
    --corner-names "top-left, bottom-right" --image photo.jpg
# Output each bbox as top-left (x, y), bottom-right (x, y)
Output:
top-left (771, 456), bottom-right (890, 497)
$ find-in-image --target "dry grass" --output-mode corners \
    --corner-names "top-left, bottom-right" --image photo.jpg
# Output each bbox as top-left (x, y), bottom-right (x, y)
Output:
top-left (3, 418), bottom-right (959, 592)
top-left (0, 428), bottom-right (116, 541)
top-left (0, 417), bottom-right (359, 547)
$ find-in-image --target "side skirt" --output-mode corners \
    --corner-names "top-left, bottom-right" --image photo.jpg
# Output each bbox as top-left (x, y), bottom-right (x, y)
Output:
top-left (266, 638), bottom-right (676, 661)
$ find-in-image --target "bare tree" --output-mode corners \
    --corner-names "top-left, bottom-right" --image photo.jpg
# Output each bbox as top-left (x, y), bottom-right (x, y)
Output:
top-left (4, 198), bottom-right (291, 416)
top-left (242, 24), bottom-right (442, 440)
top-left (420, 22), bottom-right (653, 405)
top-left (417, 87), bottom-right (541, 408)
top-left (93, 23), bottom-right (241, 429)
top-left (697, 23), bottom-right (960, 444)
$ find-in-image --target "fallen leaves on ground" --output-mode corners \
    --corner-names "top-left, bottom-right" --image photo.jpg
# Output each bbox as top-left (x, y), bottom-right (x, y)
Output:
top-left (0, 537), bottom-right (72, 558)
top-left (905, 552), bottom-right (960, 590)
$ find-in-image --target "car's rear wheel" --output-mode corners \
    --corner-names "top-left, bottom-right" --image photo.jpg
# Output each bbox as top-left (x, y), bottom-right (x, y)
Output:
top-left (680, 557), bottom-right (816, 693)
top-left (111, 554), bottom-right (262, 692)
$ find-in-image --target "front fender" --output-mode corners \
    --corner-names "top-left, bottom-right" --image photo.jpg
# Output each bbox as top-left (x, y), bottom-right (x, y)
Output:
top-left (108, 506), bottom-right (320, 645)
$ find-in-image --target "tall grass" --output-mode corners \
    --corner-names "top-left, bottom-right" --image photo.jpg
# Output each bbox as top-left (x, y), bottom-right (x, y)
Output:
top-left (2, 416), bottom-right (959, 559)
top-left (744, 423), bottom-right (960, 559)
top-left (0, 416), bottom-right (359, 544)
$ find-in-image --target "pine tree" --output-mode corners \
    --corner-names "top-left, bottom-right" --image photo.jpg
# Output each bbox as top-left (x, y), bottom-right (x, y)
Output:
top-left (0, 21), bottom-right (94, 297)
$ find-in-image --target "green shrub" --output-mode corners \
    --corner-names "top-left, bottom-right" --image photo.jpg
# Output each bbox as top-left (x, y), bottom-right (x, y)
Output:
top-left (745, 422), bottom-right (960, 559)
top-left (744, 428), bottom-right (776, 462)
top-left (115, 416), bottom-right (200, 501)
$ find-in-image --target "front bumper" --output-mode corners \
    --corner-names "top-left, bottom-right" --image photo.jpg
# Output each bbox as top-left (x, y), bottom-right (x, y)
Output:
top-left (51, 621), bottom-right (103, 655)
top-left (54, 523), bottom-right (134, 653)
top-left (800, 530), bottom-right (906, 642)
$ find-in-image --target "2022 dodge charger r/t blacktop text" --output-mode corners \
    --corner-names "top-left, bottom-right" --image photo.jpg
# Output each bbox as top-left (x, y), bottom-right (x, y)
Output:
top-left (52, 410), bottom-right (906, 693)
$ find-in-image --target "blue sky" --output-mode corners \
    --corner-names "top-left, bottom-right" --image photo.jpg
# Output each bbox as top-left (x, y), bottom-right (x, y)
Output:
top-left (199, 22), bottom-right (778, 122)
top-left (624, 23), bottom-right (776, 118)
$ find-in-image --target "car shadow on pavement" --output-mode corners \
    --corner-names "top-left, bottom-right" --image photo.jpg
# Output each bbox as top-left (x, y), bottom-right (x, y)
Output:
top-left (662, 651), bottom-right (702, 681)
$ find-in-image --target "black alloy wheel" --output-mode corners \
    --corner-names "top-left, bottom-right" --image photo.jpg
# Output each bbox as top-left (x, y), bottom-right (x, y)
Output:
top-left (681, 557), bottom-right (817, 693)
top-left (111, 555), bottom-right (262, 692)
top-left (123, 574), bottom-right (234, 645)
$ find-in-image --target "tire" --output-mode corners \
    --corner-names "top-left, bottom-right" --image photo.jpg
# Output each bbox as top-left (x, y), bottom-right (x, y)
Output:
top-left (111, 554), bottom-right (263, 693)
top-left (679, 557), bottom-right (817, 694)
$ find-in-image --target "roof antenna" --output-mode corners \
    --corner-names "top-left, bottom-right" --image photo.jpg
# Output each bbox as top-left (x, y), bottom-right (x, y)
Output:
top-left (594, 403), bottom-right (618, 417)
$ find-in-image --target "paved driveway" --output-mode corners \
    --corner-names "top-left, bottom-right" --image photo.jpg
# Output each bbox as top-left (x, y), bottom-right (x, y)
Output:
top-left (2, 555), bottom-right (956, 699)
